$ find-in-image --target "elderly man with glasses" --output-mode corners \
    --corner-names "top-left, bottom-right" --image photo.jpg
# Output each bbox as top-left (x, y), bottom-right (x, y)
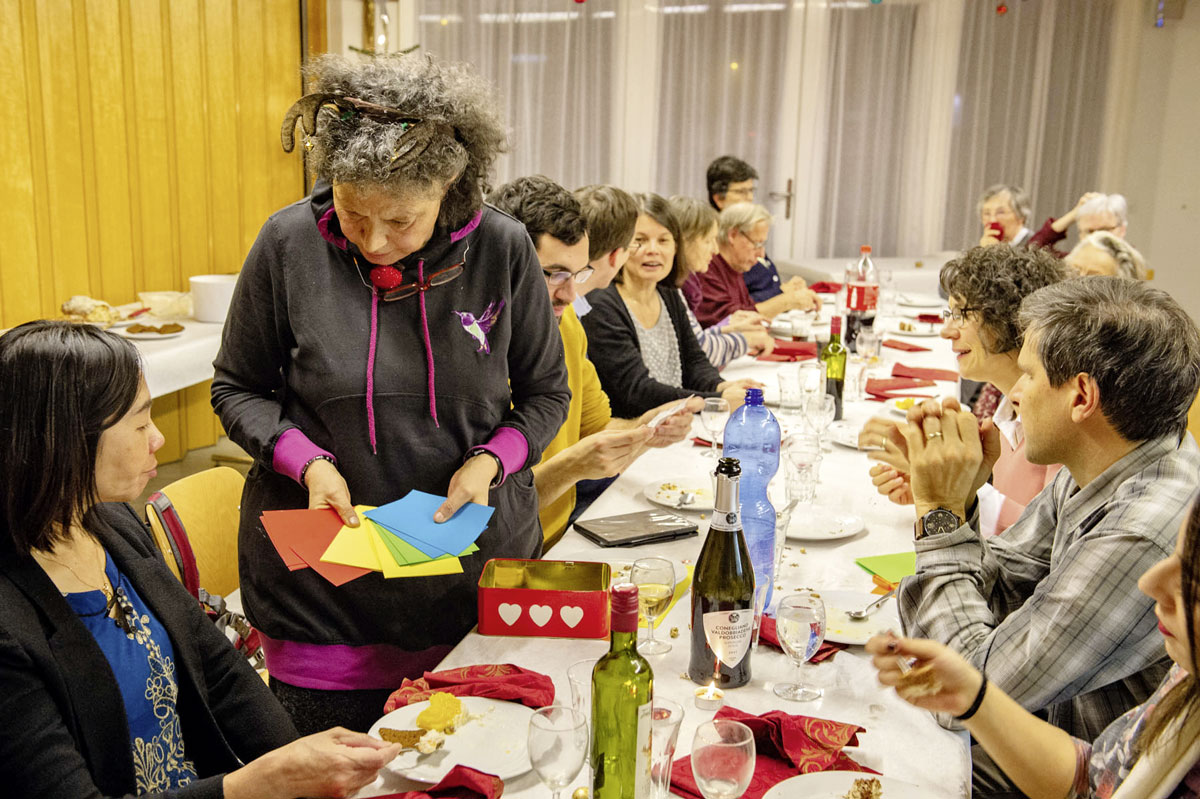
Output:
top-left (706, 155), bottom-right (809, 303)
top-left (488, 176), bottom-right (698, 548)
top-left (690, 202), bottom-right (821, 328)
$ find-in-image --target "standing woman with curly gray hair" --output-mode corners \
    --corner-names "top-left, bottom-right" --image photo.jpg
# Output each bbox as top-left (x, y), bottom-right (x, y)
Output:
top-left (211, 54), bottom-right (569, 733)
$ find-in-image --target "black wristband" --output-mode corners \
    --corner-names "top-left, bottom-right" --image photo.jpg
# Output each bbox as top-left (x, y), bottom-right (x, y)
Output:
top-left (955, 675), bottom-right (988, 721)
top-left (465, 448), bottom-right (504, 487)
top-left (299, 455), bottom-right (336, 487)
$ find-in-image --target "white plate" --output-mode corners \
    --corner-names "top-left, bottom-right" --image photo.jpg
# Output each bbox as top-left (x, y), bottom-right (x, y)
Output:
top-left (886, 320), bottom-right (940, 337)
top-left (827, 421), bottom-right (861, 449)
top-left (121, 328), bottom-right (185, 340)
top-left (785, 509), bottom-right (865, 542)
top-left (896, 293), bottom-right (943, 309)
top-left (369, 696), bottom-right (534, 783)
top-left (763, 771), bottom-right (925, 799)
top-left (816, 589), bottom-right (901, 645)
top-left (885, 397), bottom-right (930, 417)
top-left (643, 479), bottom-right (715, 512)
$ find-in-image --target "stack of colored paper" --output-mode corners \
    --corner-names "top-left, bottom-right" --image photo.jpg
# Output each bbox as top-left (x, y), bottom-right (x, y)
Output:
top-left (258, 491), bottom-right (493, 587)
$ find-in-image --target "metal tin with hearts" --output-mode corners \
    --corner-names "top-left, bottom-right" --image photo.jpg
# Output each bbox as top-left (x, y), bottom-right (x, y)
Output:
top-left (477, 558), bottom-right (611, 639)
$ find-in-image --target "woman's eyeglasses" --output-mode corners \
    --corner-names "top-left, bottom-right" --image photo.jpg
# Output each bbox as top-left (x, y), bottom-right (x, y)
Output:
top-left (543, 266), bottom-right (595, 286)
top-left (942, 306), bottom-right (980, 324)
top-left (382, 264), bottom-right (464, 301)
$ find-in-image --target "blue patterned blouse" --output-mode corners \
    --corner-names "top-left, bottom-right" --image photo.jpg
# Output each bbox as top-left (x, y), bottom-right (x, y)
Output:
top-left (64, 552), bottom-right (199, 792)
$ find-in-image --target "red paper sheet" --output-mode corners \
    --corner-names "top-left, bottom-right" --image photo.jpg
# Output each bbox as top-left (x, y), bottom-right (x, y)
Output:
top-left (259, 508), bottom-right (370, 586)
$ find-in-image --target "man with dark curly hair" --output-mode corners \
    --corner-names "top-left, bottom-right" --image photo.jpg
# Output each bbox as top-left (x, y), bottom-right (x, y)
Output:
top-left (212, 54), bottom-right (570, 733)
top-left (894, 277), bottom-right (1200, 797)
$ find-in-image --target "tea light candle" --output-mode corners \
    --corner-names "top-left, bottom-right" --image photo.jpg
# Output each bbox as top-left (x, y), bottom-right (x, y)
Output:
top-left (694, 682), bottom-right (724, 711)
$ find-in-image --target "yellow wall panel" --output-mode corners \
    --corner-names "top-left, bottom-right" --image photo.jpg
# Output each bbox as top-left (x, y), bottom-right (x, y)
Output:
top-left (1, 0), bottom-right (307, 460)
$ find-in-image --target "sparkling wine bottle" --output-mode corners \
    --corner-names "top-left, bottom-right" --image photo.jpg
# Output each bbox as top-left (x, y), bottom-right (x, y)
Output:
top-left (821, 315), bottom-right (847, 420)
top-left (591, 583), bottom-right (653, 799)
top-left (688, 457), bottom-right (756, 689)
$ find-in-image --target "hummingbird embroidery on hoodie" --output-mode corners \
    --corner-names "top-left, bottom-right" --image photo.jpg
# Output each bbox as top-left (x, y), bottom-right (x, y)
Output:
top-left (453, 300), bottom-right (505, 354)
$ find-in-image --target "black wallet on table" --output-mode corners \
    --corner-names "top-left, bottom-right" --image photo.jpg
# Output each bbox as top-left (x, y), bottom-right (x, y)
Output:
top-left (573, 509), bottom-right (699, 548)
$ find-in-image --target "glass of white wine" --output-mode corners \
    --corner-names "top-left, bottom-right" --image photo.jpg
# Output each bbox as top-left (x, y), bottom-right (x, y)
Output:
top-left (773, 590), bottom-right (827, 701)
top-left (631, 556), bottom-right (675, 655)
top-left (700, 398), bottom-right (731, 458)
top-left (690, 720), bottom-right (756, 799)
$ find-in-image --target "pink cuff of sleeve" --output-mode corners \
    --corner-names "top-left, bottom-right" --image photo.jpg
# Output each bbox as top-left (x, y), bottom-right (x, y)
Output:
top-left (479, 427), bottom-right (528, 486)
top-left (272, 428), bottom-right (336, 484)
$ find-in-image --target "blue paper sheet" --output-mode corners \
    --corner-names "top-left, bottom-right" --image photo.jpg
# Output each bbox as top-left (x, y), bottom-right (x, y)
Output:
top-left (364, 490), bottom-right (493, 558)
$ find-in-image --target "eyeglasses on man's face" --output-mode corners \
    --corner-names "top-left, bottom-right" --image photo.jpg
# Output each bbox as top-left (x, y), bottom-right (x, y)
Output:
top-left (738, 228), bottom-right (768, 251)
top-left (543, 265), bottom-right (595, 286)
top-left (942, 306), bottom-right (981, 325)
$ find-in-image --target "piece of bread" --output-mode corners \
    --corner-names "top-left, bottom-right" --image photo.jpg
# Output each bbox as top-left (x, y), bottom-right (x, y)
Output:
top-left (378, 728), bottom-right (425, 748)
top-left (843, 777), bottom-right (882, 799)
top-left (895, 663), bottom-right (943, 700)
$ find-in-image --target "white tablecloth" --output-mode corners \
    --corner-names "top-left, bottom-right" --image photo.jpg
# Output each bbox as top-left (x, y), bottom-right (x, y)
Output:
top-left (131, 321), bottom-right (225, 399)
top-left (360, 319), bottom-right (971, 798)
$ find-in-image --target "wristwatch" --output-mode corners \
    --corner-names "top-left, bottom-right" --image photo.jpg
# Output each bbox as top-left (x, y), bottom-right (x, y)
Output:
top-left (915, 507), bottom-right (962, 540)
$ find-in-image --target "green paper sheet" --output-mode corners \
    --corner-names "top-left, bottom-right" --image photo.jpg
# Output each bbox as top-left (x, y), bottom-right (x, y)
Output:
top-left (855, 551), bottom-right (917, 584)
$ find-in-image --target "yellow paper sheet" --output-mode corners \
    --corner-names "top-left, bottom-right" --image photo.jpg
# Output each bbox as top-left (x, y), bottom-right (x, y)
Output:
top-left (368, 520), bottom-right (465, 578)
top-left (320, 505), bottom-right (381, 570)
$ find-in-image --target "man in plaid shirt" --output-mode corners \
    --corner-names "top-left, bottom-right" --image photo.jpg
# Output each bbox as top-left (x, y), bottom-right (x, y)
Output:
top-left (892, 278), bottom-right (1200, 797)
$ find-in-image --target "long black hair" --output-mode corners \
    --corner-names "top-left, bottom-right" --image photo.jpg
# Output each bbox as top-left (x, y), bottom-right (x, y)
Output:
top-left (0, 321), bottom-right (142, 553)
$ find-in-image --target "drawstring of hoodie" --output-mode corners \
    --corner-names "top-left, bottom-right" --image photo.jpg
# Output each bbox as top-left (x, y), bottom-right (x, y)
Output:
top-left (416, 259), bottom-right (439, 428)
top-left (365, 291), bottom-right (381, 454)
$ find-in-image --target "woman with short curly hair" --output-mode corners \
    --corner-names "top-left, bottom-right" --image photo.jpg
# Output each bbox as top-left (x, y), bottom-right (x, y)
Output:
top-left (867, 244), bottom-right (1070, 536)
top-left (211, 53), bottom-right (569, 733)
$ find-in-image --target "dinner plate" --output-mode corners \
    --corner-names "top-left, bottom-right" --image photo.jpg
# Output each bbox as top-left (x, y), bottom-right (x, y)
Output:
top-left (826, 421), bottom-right (861, 449)
top-left (896, 292), bottom-right (943, 309)
top-left (121, 328), bottom-right (184, 340)
top-left (817, 589), bottom-right (901, 645)
top-left (785, 509), bottom-right (865, 542)
top-left (762, 771), bottom-right (925, 799)
top-left (885, 320), bottom-right (939, 337)
top-left (369, 696), bottom-right (534, 783)
top-left (643, 479), bottom-right (715, 512)
top-left (885, 397), bottom-right (928, 417)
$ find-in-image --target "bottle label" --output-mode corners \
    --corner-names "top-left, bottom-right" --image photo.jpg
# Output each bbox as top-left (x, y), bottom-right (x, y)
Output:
top-left (635, 701), bottom-right (652, 797)
top-left (846, 282), bottom-right (879, 312)
top-left (709, 509), bottom-right (741, 531)
top-left (702, 610), bottom-right (753, 667)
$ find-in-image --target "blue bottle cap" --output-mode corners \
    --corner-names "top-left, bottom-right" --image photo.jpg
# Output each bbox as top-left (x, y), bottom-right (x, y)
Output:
top-left (744, 388), bottom-right (764, 405)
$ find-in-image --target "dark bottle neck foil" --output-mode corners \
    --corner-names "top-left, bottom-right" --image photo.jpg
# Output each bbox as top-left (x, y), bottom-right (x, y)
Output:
top-left (610, 583), bottom-right (639, 633)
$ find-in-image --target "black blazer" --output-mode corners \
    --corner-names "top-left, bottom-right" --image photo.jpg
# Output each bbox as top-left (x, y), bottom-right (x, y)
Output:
top-left (0, 503), bottom-right (298, 799)
top-left (581, 283), bottom-right (724, 418)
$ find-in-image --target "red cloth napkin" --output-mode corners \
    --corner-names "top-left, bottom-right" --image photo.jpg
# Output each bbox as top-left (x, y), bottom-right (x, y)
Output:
top-left (865, 377), bottom-right (935, 397)
top-left (383, 664), bottom-right (554, 713)
top-left (692, 436), bottom-right (720, 448)
top-left (916, 313), bottom-right (943, 324)
top-left (373, 766), bottom-right (503, 799)
top-left (882, 338), bottom-right (931, 353)
top-left (808, 281), bottom-right (843, 293)
top-left (892, 363), bottom-right (959, 383)
top-left (758, 616), bottom-right (846, 664)
top-left (758, 340), bottom-right (818, 362)
top-left (670, 706), bottom-right (876, 799)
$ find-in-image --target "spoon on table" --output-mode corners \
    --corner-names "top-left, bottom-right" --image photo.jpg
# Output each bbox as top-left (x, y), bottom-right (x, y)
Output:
top-left (846, 588), bottom-right (896, 620)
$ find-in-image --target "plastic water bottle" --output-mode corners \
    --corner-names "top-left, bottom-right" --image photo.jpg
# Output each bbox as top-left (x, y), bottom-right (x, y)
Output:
top-left (843, 244), bottom-right (879, 352)
top-left (721, 387), bottom-right (780, 614)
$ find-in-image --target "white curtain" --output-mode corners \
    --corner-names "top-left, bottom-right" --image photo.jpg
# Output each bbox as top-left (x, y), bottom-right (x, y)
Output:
top-left (942, 0), bottom-right (1114, 250)
top-left (415, 0), bottom-right (617, 190)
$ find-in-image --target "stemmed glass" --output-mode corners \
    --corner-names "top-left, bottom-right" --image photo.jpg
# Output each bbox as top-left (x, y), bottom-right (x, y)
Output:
top-left (632, 557), bottom-right (675, 655)
top-left (690, 720), bottom-right (756, 799)
top-left (700, 398), bottom-right (731, 458)
top-left (782, 433), bottom-right (822, 507)
top-left (801, 393), bottom-right (836, 448)
top-left (528, 705), bottom-right (589, 799)
top-left (773, 590), bottom-right (827, 701)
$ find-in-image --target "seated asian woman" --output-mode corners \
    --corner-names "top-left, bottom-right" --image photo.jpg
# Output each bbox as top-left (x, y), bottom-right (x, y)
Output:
top-left (581, 192), bottom-right (760, 418)
top-left (0, 321), bottom-right (400, 799)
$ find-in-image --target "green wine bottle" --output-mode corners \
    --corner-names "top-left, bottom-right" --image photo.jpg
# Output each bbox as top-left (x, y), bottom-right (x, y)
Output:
top-left (688, 457), bottom-right (756, 688)
top-left (591, 583), bottom-right (653, 799)
top-left (821, 315), bottom-right (847, 420)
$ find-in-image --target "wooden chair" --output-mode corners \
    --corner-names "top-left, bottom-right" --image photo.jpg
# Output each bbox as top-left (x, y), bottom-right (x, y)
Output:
top-left (1189, 387), bottom-right (1200, 445)
top-left (145, 466), bottom-right (245, 599)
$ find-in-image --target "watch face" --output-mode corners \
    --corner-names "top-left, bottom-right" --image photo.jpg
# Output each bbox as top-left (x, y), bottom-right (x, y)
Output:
top-left (923, 509), bottom-right (959, 536)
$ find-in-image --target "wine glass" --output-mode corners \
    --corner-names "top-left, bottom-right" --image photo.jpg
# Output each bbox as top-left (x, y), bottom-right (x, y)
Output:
top-left (528, 705), bottom-right (589, 799)
top-left (632, 557), bottom-right (675, 655)
top-left (690, 720), bottom-right (756, 799)
top-left (801, 393), bottom-right (836, 448)
top-left (700, 398), bottom-right (731, 458)
top-left (773, 590), bottom-right (827, 701)
top-left (782, 432), bottom-right (822, 506)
